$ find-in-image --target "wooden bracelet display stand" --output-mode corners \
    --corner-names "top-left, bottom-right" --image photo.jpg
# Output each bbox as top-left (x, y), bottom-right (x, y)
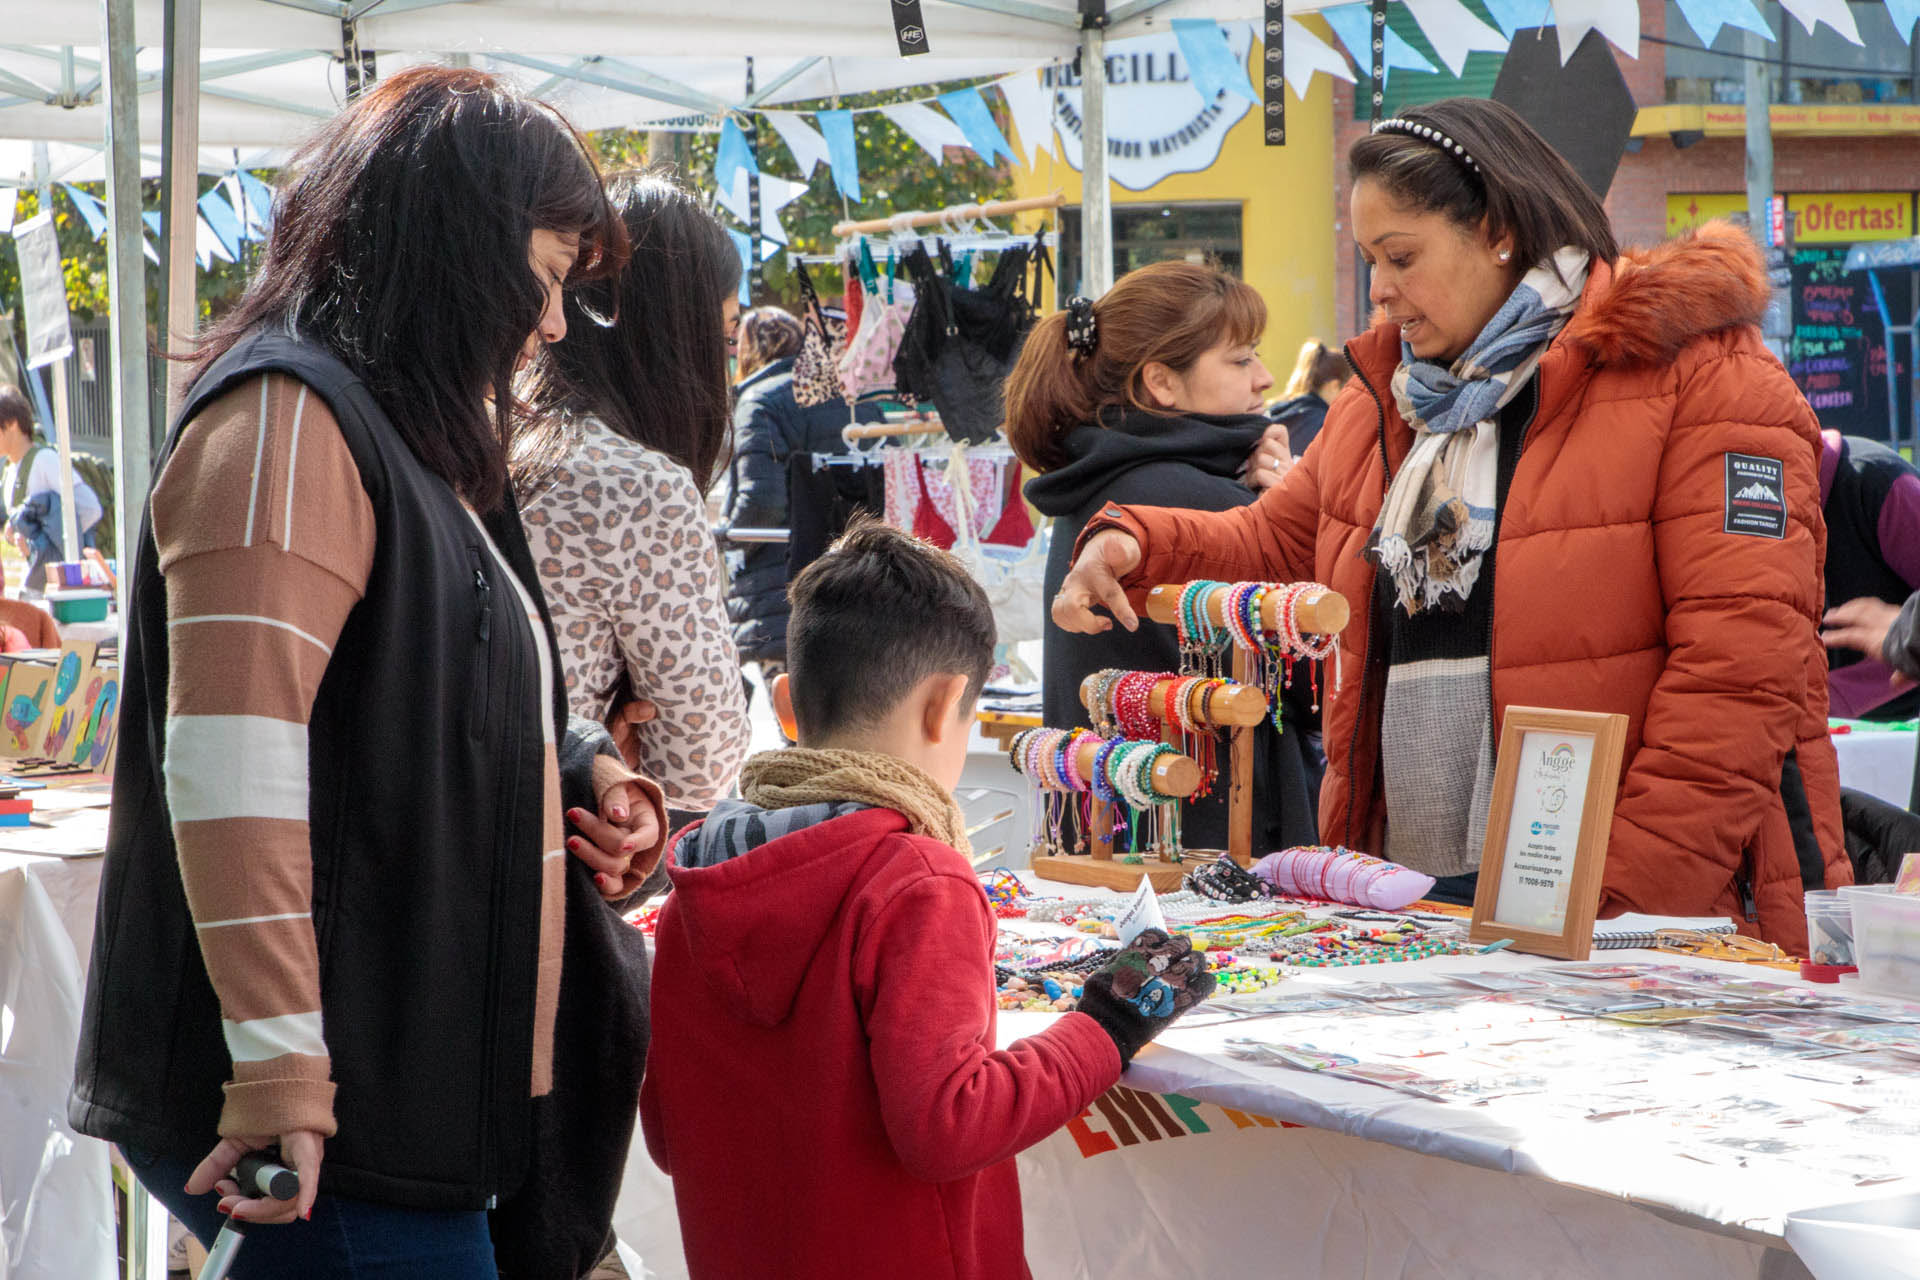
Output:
top-left (1027, 580), bottom-right (1352, 894)
top-left (1027, 733), bottom-right (1211, 892)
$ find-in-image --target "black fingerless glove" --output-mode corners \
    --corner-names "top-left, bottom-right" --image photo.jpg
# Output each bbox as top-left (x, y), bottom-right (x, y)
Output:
top-left (1075, 928), bottom-right (1217, 1067)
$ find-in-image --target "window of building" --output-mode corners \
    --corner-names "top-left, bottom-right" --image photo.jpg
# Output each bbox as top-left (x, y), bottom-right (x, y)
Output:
top-left (1664, 1), bottom-right (1915, 105)
top-left (1056, 202), bottom-right (1244, 299)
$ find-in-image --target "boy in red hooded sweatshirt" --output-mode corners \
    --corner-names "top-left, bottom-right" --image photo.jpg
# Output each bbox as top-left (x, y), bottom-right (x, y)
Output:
top-left (641, 519), bottom-right (1215, 1279)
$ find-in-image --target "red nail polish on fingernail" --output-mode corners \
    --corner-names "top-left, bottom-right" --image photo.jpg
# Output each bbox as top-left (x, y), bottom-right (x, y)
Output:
top-left (303, 1206), bottom-right (312, 1221)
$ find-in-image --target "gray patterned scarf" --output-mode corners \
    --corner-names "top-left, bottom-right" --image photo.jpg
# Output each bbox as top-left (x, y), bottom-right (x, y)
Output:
top-left (1370, 247), bottom-right (1589, 615)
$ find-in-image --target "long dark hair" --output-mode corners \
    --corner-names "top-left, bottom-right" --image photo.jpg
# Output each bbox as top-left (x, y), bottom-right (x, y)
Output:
top-left (520, 171), bottom-right (741, 496)
top-left (1348, 98), bottom-right (1617, 282)
top-left (1005, 261), bottom-right (1265, 473)
top-left (186, 65), bottom-right (627, 514)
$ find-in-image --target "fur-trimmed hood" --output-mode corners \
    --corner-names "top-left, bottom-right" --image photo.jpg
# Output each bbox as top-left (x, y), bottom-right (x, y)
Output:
top-left (1562, 219), bottom-right (1770, 368)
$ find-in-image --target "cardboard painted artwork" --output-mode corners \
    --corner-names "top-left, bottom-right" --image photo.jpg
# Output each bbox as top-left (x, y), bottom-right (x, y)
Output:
top-left (38, 641), bottom-right (100, 761)
top-left (2, 661), bottom-right (59, 758)
top-left (70, 664), bottom-right (120, 770)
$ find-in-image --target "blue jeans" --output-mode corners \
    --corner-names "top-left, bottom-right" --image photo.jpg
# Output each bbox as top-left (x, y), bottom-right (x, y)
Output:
top-left (121, 1148), bottom-right (496, 1280)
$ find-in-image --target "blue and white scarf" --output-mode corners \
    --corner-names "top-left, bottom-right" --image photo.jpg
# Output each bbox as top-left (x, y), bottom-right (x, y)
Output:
top-left (1370, 247), bottom-right (1589, 614)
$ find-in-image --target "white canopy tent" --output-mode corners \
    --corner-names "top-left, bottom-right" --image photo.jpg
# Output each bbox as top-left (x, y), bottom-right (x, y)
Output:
top-left (67, 0), bottom-right (1263, 618)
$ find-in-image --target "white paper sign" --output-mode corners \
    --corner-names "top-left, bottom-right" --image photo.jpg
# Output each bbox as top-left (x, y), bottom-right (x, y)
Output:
top-left (1115, 874), bottom-right (1168, 947)
top-left (1492, 730), bottom-right (1596, 933)
top-left (1044, 26), bottom-right (1256, 192)
top-left (13, 212), bottom-right (71, 369)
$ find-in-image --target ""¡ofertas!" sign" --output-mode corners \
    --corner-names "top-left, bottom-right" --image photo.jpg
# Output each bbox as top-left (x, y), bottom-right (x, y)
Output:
top-left (1045, 26), bottom-right (1256, 192)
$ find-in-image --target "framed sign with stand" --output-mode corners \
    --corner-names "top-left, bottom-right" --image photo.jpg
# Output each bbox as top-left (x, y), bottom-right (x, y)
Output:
top-left (1469, 707), bottom-right (1628, 960)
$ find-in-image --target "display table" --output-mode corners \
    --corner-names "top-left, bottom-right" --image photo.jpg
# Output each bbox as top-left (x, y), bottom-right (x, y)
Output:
top-left (0, 790), bottom-right (118, 1280)
top-left (17, 790), bottom-right (1914, 1280)
top-left (611, 884), bottom-right (1918, 1279)
top-left (1830, 719), bottom-right (1918, 808)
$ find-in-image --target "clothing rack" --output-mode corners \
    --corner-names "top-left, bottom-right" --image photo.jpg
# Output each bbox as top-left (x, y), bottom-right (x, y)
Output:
top-left (830, 193), bottom-right (1066, 239)
top-left (842, 419), bottom-right (947, 442)
top-left (795, 230), bottom-right (1054, 268)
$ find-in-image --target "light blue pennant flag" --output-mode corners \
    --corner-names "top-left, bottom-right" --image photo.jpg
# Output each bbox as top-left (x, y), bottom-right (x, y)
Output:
top-left (1672, 0), bottom-right (1772, 45)
top-left (1171, 19), bottom-right (1259, 107)
top-left (1477, 0), bottom-right (1554, 39)
top-left (238, 170), bottom-right (276, 231)
top-left (58, 183), bottom-right (108, 240)
top-left (1885, 0), bottom-right (1920, 39)
top-left (1321, 5), bottom-right (1440, 82)
top-left (198, 189), bottom-right (244, 260)
top-left (936, 88), bottom-right (1016, 166)
top-left (714, 117), bottom-right (758, 196)
top-left (817, 109), bottom-right (862, 202)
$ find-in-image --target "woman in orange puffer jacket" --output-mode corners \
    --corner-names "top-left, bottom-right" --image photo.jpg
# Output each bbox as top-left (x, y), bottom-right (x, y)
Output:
top-left (1053, 98), bottom-right (1848, 952)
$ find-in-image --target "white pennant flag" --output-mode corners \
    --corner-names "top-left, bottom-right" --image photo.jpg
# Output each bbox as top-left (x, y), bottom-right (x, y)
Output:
top-left (1775, 0), bottom-right (1863, 42)
top-left (877, 102), bottom-right (969, 163)
top-left (996, 71), bottom-right (1055, 165)
top-left (717, 170), bottom-right (811, 259)
top-left (1402, 0), bottom-right (1510, 76)
top-left (1284, 18), bottom-right (1357, 96)
top-left (1548, 0), bottom-right (1641, 62)
top-left (763, 111), bottom-right (832, 180)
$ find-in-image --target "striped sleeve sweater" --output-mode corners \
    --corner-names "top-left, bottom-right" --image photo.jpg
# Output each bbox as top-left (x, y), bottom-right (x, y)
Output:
top-left (151, 372), bottom-right (620, 1140)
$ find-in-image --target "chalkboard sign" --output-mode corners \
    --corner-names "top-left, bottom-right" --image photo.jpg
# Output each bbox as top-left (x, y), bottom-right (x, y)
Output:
top-left (1786, 245), bottom-right (1910, 443)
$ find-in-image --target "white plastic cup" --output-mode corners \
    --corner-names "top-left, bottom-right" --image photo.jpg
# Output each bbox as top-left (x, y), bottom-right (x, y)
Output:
top-left (1804, 888), bottom-right (1855, 967)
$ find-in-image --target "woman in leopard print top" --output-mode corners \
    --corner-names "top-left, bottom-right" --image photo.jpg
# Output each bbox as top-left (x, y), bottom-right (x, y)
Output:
top-left (519, 172), bottom-right (750, 809)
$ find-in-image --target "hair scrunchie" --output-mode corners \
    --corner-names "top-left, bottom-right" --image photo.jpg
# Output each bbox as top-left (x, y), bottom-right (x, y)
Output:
top-left (1064, 295), bottom-right (1099, 361)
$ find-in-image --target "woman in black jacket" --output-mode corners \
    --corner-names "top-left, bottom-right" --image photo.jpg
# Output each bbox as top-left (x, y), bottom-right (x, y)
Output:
top-left (721, 307), bottom-right (880, 672)
top-left (1266, 338), bottom-right (1349, 459)
top-left (1012, 261), bottom-right (1320, 855)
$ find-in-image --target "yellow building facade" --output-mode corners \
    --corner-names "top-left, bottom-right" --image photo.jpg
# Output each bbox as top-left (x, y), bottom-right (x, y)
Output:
top-left (1003, 33), bottom-right (1338, 381)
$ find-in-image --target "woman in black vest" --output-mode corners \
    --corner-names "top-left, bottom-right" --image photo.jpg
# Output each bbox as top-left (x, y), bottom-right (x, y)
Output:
top-left (70, 68), bottom-right (662, 1279)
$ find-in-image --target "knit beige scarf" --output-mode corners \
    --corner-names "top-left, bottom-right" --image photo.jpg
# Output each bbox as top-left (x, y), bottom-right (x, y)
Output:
top-left (740, 747), bottom-right (971, 858)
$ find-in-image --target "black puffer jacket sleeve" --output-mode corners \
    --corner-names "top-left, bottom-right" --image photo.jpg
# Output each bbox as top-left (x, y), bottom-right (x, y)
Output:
top-left (1879, 591), bottom-right (1920, 681)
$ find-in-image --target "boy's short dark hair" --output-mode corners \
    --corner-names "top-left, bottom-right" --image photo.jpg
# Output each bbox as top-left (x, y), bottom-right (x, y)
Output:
top-left (786, 518), bottom-right (996, 740)
top-left (0, 386), bottom-right (33, 437)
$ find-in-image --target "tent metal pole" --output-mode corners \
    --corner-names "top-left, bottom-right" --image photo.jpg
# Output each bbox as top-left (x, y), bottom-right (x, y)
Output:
top-left (105, 0), bottom-right (153, 618)
top-left (160, 0), bottom-right (201, 421)
top-left (1080, 12), bottom-right (1113, 297)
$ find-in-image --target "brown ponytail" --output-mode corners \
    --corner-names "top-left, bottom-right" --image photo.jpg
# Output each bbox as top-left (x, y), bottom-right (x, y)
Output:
top-left (1004, 260), bottom-right (1266, 473)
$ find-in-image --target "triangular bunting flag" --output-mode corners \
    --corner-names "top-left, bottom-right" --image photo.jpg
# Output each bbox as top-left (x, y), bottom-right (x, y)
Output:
top-left (937, 88), bottom-right (1016, 166)
top-left (996, 71), bottom-right (1055, 166)
top-left (714, 117), bottom-right (758, 196)
top-left (0, 189), bottom-right (15, 235)
top-left (1480, 0), bottom-right (1553, 39)
top-left (1401, 0), bottom-right (1510, 76)
top-left (764, 111), bottom-right (831, 180)
top-left (237, 170), bottom-right (275, 231)
top-left (1322, 5), bottom-right (1440, 83)
top-left (717, 170), bottom-right (810, 257)
top-left (1889, 0), bottom-right (1920, 38)
top-left (1172, 19), bottom-right (1260, 108)
top-left (1282, 19), bottom-right (1358, 98)
top-left (1671, 0), bottom-right (1772, 45)
top-left (878, 102), bottom-right (970, 164)
top-left (58, 184), bottom-right (108, 240)
top-left (1549, 0), bottom-right (1643, 61)
top-left (1776, 0), bottom-right (1862, 42)
top-left (817, 109), bottom-right (861, 202)
top-left (198, 189), bottom-right (244, 261)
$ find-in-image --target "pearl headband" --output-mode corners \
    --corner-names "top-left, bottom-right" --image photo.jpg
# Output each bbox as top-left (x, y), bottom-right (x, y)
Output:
top-left (1370, 117), bottom-right (1482, 176)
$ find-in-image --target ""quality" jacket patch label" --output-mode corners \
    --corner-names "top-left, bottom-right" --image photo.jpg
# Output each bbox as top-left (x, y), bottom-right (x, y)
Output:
top-left (1724, 453), bottom-right (1787, 539)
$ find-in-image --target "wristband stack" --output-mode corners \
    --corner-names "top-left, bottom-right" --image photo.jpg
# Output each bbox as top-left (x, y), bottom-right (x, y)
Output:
top-left (1009, 726), bottom-right (1187, 859)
